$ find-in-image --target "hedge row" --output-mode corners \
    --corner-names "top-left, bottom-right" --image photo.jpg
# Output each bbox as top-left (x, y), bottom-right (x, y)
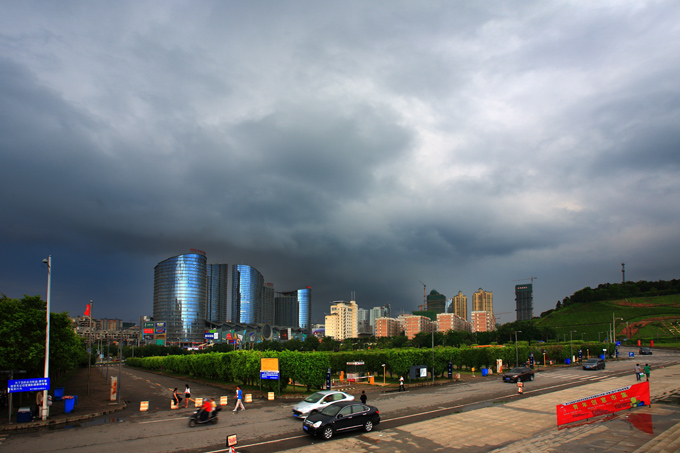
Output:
top-left (126, 342), bottom-right (615, 392)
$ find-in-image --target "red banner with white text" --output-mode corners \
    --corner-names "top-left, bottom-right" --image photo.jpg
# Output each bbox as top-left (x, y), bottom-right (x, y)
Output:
top-left (556, 381), bottom-right (650, 426)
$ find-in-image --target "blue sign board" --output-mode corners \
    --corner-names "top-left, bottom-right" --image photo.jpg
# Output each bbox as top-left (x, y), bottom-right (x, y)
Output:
top-left (204, 332), bottom-right (217, 339)
top-left (616, 341), bottom-right (621, 346)
top-left (260, 371), bottom-right (279, 380)
top-left (629, 352), bottom-right (634, 357)
top-left (9, 378), bottom-right (50, 393)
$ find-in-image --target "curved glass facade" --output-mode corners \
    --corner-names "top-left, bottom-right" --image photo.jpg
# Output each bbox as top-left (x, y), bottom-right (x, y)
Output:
top-left (298, 287), bottom-right (311, 333)
top-left (231, 264), bottom-right (264, 324)
top-left (153, 253), bottom-right (207, 345)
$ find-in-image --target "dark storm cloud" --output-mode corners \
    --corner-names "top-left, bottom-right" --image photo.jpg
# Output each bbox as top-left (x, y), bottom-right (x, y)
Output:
top-left (1, 1), bottom-right (680, 324)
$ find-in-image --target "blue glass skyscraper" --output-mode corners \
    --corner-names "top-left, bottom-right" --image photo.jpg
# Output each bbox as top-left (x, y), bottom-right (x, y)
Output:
top-left (298, 287), bottom-right (311, 334)
top-left (153, 253), bottom-right (207, 345)
top-left (231, 264), bottom-right (264, 324)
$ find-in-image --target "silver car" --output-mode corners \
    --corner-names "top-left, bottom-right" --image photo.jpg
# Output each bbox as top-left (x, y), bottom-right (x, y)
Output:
top-left (292, 390), bottom-right (354, 419)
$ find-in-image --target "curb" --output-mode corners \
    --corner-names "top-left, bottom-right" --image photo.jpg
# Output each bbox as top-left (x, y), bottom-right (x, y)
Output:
top-left (0, 401), bottom-right (128, 432)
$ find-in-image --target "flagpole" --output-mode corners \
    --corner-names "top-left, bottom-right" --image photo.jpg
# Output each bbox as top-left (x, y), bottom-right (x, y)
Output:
top-left (88, 301), bottom-right (92, 396)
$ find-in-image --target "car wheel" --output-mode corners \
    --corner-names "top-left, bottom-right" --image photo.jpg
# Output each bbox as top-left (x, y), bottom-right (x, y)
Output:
top-left (530, 374), bottom-right (534, 381)
top-left (322, 426), bottom-right (334, 440)
top-left (364, 420), bottom-right (374, 432)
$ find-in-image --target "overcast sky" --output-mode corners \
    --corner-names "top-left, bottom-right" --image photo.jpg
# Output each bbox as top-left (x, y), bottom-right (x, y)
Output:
top-left (2, 1), bottom-right (679, 325)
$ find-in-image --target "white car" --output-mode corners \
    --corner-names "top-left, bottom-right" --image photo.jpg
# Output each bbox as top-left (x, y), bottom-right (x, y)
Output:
top-left (292, 390), bottom-right (354, 419)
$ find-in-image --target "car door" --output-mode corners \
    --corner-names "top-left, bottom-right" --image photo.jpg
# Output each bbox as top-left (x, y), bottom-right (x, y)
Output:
top-left (334, 405), bottom-right (356, 432)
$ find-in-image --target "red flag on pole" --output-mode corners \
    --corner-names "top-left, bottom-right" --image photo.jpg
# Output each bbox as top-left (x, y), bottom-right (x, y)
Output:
top-left (85, 304), bottom-right (91, 317)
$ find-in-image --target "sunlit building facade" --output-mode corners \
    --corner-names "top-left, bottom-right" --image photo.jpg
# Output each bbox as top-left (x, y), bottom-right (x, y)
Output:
top-left (231, 264), bottom-right (264, 324)
top-left (298, 287), bottom-right (312, 334)
top-left (452, 291), bottom-right (468, 321)
top-left (153, 252), bottom-right (207, 345)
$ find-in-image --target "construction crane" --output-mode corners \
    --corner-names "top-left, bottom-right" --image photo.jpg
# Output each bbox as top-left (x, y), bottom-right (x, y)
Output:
top-left (419, 281), bottom-right (427, 311)
top-left (513, 277), bottom-right (537, 284)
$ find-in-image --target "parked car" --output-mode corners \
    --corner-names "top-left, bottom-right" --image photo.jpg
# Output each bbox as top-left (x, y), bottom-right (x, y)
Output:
top-left (292, 390), bottom-right (354, 418)
top-left (502, 366), bottom-right (534, 383)
top-left (302, 401), bottom-right (380, 440)
top-left (639, 347), bottom-right (653, 355)
top-left (582, 358), bottom-right (606, 370)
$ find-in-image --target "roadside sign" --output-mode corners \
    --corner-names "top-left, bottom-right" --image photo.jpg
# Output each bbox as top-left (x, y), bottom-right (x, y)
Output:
top-left (260, 371), bottom-right (279, 380)
top-left (9, 378), bottom-right (50, 393)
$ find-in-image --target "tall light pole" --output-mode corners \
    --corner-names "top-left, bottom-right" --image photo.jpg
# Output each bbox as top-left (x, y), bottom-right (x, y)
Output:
top-left (87, 300), bottom-right (92, 396)
top-left (514, 331), bottom-right (522, 366)
top-left (612, 314), bottom-right (623, 343)
top-left (570, 330), bottom-right (577, 362)
top-left (41, 256), bottom-right (52, 421)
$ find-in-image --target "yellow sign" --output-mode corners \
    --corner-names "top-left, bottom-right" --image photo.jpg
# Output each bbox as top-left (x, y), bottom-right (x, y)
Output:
top-left (261, 358), bottom-right (279, 372)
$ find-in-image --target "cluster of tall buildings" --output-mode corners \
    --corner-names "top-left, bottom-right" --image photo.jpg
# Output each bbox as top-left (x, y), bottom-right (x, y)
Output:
top-left (152, 250), bottom-right (311, 345)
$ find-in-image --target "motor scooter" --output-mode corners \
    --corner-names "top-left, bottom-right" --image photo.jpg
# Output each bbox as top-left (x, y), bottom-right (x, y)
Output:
top-left (188, 407), bottom-right (221, 427)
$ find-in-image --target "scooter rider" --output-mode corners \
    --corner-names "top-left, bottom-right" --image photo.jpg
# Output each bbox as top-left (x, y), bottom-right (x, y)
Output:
top-left (200, 398), bottom-right (212, 421)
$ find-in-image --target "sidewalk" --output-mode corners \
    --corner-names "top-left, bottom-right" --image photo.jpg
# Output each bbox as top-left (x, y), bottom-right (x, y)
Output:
top-left (1, 365), bottom-right (126, 431)
top-left (281, 364), bottom-right (680, 452)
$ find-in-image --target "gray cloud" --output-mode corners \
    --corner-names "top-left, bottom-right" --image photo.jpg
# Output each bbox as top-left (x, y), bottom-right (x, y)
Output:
top-left (1, 1), bottom-right (679, 324)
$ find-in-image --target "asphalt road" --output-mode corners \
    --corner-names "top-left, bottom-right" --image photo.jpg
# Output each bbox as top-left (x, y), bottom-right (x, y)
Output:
top-left (2, 346), bottom-right (677, 453)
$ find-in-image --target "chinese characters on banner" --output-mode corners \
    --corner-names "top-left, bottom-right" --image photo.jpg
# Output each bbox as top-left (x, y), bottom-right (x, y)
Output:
top-left (556, 381), bottom-right (650, 426)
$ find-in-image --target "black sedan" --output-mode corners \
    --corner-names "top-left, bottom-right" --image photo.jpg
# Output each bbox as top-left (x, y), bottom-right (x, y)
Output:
top-left (502, 366), bottom-right (534, 383)
top-left (639, 347), bottom-right (653, 355)
top-left (302, 401), bottom-right (380, 440)
top-left (582, 358), bottom-right (605, 370)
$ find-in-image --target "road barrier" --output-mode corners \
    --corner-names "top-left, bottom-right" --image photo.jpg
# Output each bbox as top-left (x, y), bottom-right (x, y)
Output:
top-left (245, 394), bottom-right (252, 403)
top-left (195, 397), bottom-right (203, 407)
top-left (140, 401), bottom-right (149, 411)
top-left (268, 392), bottom-right (274, 401)
top-left (220, 396), bottom-right (228, 406)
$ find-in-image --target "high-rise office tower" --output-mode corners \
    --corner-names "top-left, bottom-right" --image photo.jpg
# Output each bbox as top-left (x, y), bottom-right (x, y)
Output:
top-left (274, 290), bottom-right (299, 327)
top-left (231, 264), bottom-right (264, 324)
top-left (206, 264), bottom-right (228, 324)
top-left (153, 252), bottom-right (207, 345)
top-left (369, 304), bottom-right (391, 334)
top-left (298, 287), bottom-right (312, 334)
top-left (515, 284), bottom-right (533, 321)
top-left (261, 282), bottom-right (275, 324)
top-left (452, 291), bottom-right (467, 321)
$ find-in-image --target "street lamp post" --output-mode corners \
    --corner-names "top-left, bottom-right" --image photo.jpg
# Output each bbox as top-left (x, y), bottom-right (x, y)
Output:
top-left (41, 256), bottom-right (52, 421)
top-left (514, 331), bottom-right (522, 367)
top-left (570, 330), bottom-right (577, 363)
top-left (382, 364), bottom-right (386, 386)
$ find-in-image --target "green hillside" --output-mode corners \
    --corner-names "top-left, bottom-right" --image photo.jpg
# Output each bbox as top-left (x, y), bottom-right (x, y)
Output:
top-left (535, 294), bottom-right (680, 345)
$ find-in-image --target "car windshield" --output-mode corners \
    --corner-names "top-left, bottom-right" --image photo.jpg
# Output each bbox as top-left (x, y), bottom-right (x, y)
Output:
top-left (509, 368), bottom-right (525, 373)
top-left (320, 404), bottom-right (342, 416)
top-left (303, 392), bottom-right (326, 403)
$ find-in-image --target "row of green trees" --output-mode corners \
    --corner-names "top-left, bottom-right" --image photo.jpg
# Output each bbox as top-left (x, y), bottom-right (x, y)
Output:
top-left (0, 295), bottom-right (89, 380)
top-left (127, 341), bottom-right (615, 392)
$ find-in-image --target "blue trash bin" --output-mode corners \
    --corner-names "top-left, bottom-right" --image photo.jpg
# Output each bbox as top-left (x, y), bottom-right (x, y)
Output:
top-left (481, 368), bottom-right (489, 377)
top-left (54, 387), bottom-right (65, 401)
top-left (64, 396), bottom-right (76, 413)
top-left (565, 358), bottom-right (571, 365)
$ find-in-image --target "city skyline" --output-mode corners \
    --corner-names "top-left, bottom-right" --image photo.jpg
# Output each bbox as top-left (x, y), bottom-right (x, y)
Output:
top-left (2, 2), bottom-right (679, 326)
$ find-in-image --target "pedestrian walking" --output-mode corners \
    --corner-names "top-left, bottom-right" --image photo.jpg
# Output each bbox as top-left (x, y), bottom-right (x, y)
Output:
top-left (360, 390), bottom-right (367, 404)
top-left (172, 388), bottom-right (182, 407)
top-left (644, 364), bottom-right (651, 381)
top-left (635, 364), bottom-right (641, 381)
top-left (399, 375), bottom-right (405, 392)
top-left (233, 386), bottom-right (245, 411)
top-left (184, 384), bottom-right (191, 408)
